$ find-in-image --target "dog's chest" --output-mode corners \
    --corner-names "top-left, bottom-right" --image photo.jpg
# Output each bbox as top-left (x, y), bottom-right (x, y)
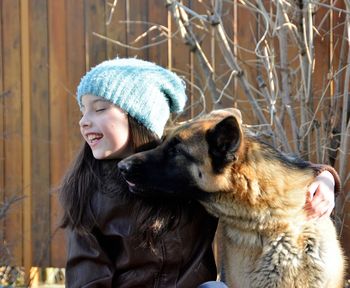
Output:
top-left (223, 223), bottom-right (264, 248)
top-left (222, 240), bottom-right (260, 287)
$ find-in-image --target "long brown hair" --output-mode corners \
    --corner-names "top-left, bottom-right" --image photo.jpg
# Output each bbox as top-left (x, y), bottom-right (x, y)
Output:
top-left (59, 115), bottom-right (187, 244)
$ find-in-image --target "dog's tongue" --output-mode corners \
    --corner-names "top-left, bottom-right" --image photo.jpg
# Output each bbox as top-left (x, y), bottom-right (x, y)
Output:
top-left (125, 180), bottom-right (143, 195)
top-left (125, 180), bottom-right (136, 187)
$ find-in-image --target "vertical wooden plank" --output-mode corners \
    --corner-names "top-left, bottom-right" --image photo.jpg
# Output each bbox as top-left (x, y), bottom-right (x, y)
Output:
top-left (214, 0), bottom-right (235, 109)
top-left (326, 0), bottom-right (346, 165)
top-left (313, 4), bottom-right (331, 159)
top-left (147, 0), bottom-right (168, 67)
top-left (20, 0), bottom-right (32, 280)
top-left (331, 0), bottom-right (346, 89)
top-left (0, 0), bottom-right (5, 249)
top-left (313, 3), bottom-right (330, 96)
top-left (67, 3), bottom-right (85, 174)
top-left (48, 0), bottom-right (69, 268)
top-left (309, 5), bottom-right (329, 101)
top-left (236, 2), bottom-right (258, 125)
top-left (85, 0), bottom-right (107, 68)
top-left (257, 1), bottom-right (297, 152)
top-left (211, 1), bottom-right (236, 272)
top-left (49, 0), bottom-right (86, 268)
top-left (2, 0), bottom-right (23, 266)
top-left (126, 0), bottom-right (149, 59)
top-left (232, 0), bottom-right (238, 108)
top-left (169, 1), bottom-right (191, 120)
top-left (66, 0), bottom-right (85, 171)
top-left (29, 0), bottom-right (50, 268)
top-left (191, 0), bottom-right (214, 113)
top-left (106, 0), bottom-right (128, 59)
top-left (331, 1), bottom-right (350, 277)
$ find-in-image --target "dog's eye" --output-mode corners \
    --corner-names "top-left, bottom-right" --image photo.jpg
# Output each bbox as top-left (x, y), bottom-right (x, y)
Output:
top-left (198, 170), bottom-right (202, 179)
top-left (168, 146), bottom-right (180, 156)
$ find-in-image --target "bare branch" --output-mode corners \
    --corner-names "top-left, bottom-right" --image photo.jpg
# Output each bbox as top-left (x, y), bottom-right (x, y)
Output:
top-left (0, 195), bottom-right (24, 220)
top-left (106, 0), bottom-right (118, 25)
top-left (166, 0), bottom-right (219, 105)
top-left (276, 2), bottom-right (300, 152)
top-left (213, 7), bottom-right (270, 124)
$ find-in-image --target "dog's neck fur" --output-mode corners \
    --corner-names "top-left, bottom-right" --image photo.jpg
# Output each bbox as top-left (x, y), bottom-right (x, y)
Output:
top-left (202, 135), bottom-right (315, 246)
top-left (236, 136), bottom-right (314, 209)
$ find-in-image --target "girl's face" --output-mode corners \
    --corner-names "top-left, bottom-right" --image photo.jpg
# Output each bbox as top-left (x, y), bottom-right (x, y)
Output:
top-left (79, 94), bottom-right (133, 159)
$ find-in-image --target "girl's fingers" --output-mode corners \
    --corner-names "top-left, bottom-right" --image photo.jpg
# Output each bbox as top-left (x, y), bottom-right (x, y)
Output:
top-left (305, 185), bottom-right (334, 220)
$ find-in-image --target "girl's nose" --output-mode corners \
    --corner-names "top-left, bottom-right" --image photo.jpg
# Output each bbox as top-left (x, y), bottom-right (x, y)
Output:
top-left (79, 114), bottom-right (92, 128)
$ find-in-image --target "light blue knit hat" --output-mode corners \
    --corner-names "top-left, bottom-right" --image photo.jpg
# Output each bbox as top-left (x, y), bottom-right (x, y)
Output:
top-left (77, 58), bottom-right (187, 137)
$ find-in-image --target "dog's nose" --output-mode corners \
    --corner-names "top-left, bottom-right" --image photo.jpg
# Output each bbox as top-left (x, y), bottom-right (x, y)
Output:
top-left (118, 160), bottom-right (132, 175)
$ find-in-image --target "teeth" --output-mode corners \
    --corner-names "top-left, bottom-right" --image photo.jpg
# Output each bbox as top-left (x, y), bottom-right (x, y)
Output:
top-left (87, 133), bottom-right (102, 142)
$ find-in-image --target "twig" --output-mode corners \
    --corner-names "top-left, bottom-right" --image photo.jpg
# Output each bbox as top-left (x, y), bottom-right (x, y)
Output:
top-left (0, 196), bottom-right (24, 220)
top-left (213, 6), bottom-right (270, 125)
top-left (106, 0), bottom-right (118, 25)
top-left (93, 30), bottom-right (172, 51)
top-left (166, 0), bottom-right (219, 105)
top-left (309, 0), bottom-right (350, 15)
top-left (215, 70), bottom-right (237, 104)
top-left (276, 1), bottom-right (300, 153)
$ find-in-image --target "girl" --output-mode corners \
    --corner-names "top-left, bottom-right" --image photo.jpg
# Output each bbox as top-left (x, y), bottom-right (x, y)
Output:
top-left (59, 58), bottom-right (339, 288)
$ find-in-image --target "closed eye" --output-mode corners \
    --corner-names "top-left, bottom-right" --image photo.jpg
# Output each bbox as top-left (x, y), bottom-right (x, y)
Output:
top-left (96, 108), bottom-right (106, 112)
top-left (182, 150), bottom-right (200, 164)
top-left (167, 145), bottom-right (181, 157)
top-left (167, 138), bottom-right (200, 164)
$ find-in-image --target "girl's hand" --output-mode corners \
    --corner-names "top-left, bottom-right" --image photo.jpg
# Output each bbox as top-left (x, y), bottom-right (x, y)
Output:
top-left (305, 170), bottom-right (335, 220)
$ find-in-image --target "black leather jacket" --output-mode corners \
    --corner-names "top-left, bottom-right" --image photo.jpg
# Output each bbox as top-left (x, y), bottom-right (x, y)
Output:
top-left (65, 161), bottom-right (218, 287)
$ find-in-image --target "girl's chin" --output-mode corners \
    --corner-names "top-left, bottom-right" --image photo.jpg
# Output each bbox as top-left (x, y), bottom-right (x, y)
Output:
top-left (91, 146), bottom-right (133, 160)
top-left (92, 150), bottom-right (113, 160)
top-left (92, 151), bottom-right (124, 160)
top-left (93, 154), bottom-right (115, 160)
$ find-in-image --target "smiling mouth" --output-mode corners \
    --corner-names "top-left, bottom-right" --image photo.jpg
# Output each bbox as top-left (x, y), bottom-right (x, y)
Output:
top-left (86, 133), bottom-right (103, 144)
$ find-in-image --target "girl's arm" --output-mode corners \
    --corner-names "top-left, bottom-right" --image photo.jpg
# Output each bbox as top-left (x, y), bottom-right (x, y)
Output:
top-left (65, 229), bottom-right (114, 288)
top-left (305, 167), bottom-right (340, 220)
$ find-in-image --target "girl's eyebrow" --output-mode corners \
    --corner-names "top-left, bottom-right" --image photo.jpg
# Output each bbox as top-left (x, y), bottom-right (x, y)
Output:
top-left (81, 99), bottom-right (110, 108)
top-left (92, 99), bottom-right (110, 104)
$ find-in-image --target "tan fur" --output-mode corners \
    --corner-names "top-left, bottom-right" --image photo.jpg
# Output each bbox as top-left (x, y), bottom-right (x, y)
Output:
top-left (170, 108), bottom-right (346, 288)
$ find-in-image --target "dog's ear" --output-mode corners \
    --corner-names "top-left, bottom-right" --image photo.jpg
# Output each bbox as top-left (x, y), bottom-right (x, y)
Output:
top-left (206, 116), bottom-right (242, 171)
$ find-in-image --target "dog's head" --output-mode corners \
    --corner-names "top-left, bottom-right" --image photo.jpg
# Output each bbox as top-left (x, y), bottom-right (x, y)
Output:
top-left (118, 108), bottom-right (243, 199)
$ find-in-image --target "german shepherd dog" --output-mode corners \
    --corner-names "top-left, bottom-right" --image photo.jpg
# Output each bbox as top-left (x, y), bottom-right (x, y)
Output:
top-left (118, 108), bottom-right (345, 288)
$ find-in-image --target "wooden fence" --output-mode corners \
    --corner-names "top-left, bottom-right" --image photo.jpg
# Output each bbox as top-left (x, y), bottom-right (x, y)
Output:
top-left (0, 0), bottom-right (348, 272)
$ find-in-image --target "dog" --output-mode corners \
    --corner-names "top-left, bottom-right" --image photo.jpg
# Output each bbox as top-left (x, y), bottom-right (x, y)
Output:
top-left (118, 108), bottom-right (346, 288)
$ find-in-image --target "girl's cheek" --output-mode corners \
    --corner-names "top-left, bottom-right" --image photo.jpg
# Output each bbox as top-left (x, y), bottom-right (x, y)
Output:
top-left (79, 126), bottom-right (85, 139)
